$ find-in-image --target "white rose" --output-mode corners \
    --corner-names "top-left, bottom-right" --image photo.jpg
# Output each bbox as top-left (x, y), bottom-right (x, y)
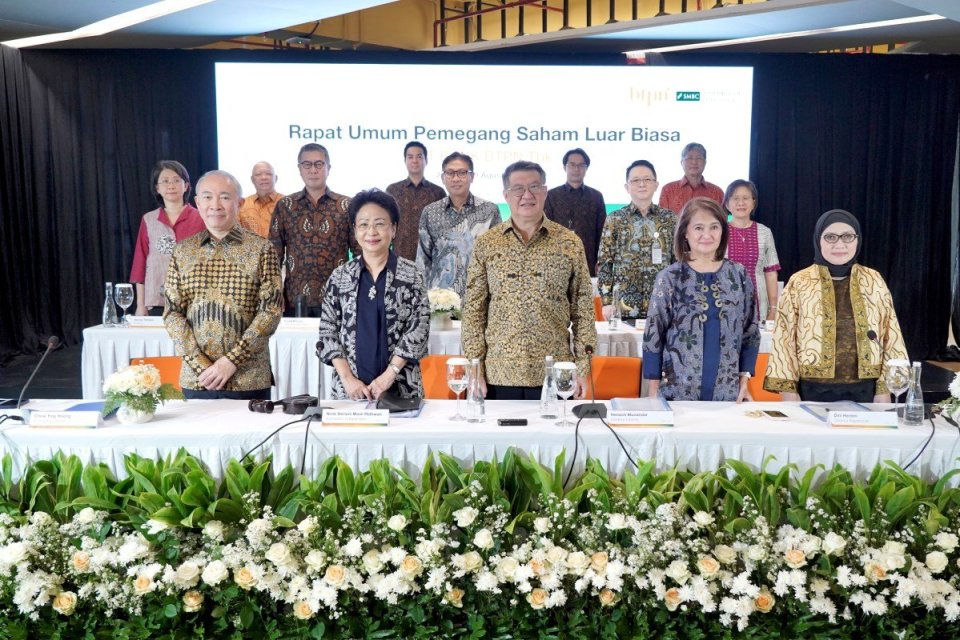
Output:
top-left (496, 556), bottom-right (519, 580)
top-left (747, 545), bottom-right (767, 562)
top-left (546, 546), bottom-right (568, 566)
top-left (713, 545), bottom-right (737, 565)
top-left (473, 528), bottom-right (494, 550)
top-left (693, 511), bottom-right (715, 527)
top-left (0, 542), bottom-right (28, 565)
top-left (926, 551), bottom-right (949, 574)
top-left (462, 551), bottom-right (483, 572)
top-left (454, 507), bottom-right (479, 528)
top-left (607, 514), bottom-right (627, 530)
top-left (362, 549), bottom-right (384, 574)
top-left (936, 532), bottom-right (959, 553)
top-left (175, 561), bottom-right (201, 587)
top-left (665, 559), bottom-right (690, 584)
top-left (202, 520), bottom-right (225, 540)
top-left (822, 532), bottom-right (847, 557)
top-left (533, 518), bottom-right (551, 534)
top-left (266, 542), bottom-right (294, 567)
top-left (565, 551), bottom-right (591, 574)
top-left (387, 514), bottom-right (408, 532)
top-left (52, 591), bottom-right (77, 616)
top-left (305, 550), bottom-right (326, 572)
top-left (297, 517), bottom-right (317, 535)
top-left (201, 560), bottom-right (229, 586)
top-left (76, 507), bottom-right (97, 525)
top-left (882, 541), bottom-right (906, 556)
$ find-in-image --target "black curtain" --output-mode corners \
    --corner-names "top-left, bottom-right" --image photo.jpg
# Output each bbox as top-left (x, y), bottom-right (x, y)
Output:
top-left (1, 48), bottom-right (958, 361)
top-left (666, 52), bottom-right (960, 361)
top-left (0, 48), bottom-right (218, 361)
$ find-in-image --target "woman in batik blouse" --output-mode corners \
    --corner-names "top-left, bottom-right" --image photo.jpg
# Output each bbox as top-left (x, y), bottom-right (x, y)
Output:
top-left (642, 197), bottom-right (760, 402)
top-left (318, 189), bottom-right (430, 400)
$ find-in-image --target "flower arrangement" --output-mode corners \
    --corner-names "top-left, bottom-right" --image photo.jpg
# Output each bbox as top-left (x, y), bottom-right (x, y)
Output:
top-left (427, 288), bottom-right (461, 318)
top-left (1, 451), bottom-right (960, 638)
top-left (937, 371), bottom-right (960, 420)
top-left (101, 363), bottom-right (183, 417)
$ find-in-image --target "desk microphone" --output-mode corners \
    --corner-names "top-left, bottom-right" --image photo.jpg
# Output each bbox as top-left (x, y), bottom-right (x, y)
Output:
top-left (572, 345), bottom-right (607, 419)
top-left (15, 336), bottom-right (60, 412)
top-left (866, 330), bottom-right (883, 356)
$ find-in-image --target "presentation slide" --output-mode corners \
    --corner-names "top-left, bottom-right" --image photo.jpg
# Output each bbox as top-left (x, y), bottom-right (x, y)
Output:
top-left (215, 62), bottom-right (753, 211)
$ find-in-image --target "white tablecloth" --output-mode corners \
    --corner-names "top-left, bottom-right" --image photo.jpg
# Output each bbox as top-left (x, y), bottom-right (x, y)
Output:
top-left (3, 400), bottom-right (956, 484)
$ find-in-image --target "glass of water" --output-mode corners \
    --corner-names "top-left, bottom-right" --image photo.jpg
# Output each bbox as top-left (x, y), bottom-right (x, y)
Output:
top-left (447, 357), bottom-right (469, 421)
top-left (114, 283), bottom-right (135, 326)
top-left (553, 361), bottom-right (578, 427)
top-left (885, 358), bottom-right (911, 423)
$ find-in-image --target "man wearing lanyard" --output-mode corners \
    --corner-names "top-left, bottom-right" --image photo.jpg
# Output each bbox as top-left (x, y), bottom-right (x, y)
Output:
top-left (596, 160), bottom-right (678, 322)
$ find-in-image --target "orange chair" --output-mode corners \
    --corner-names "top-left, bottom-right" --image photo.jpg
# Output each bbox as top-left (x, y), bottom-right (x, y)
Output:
top-left (748, 353), bottom-right (781, 401)
top-left (420, 354), bottom-right (458, 399)
top-left (131, 356), bottom-right (182, 391)
top-left (593, 296), bottom-right (604, 321)
top-left (584, 356), bottom-right (642, 400)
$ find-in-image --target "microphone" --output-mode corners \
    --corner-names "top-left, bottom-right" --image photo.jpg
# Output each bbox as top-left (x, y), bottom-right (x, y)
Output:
top-left (867, 329), bottom-right (882, 355)
top-left (572, 345), bottom-right (607, 420)
top-left (12, 336), bottom-right (60, 417)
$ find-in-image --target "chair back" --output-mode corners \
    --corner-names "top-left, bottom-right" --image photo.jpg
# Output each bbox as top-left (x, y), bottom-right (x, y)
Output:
top-left (593, 296), bottom-right (604, 321)
top-left (420, 354), bottom-right (459, 399)
top-left (585, 355), bottom-right (641, 400)
top-left (749, 353), bottom-right (781, 401)
top-left (130, 356), bottom-right (182, 391)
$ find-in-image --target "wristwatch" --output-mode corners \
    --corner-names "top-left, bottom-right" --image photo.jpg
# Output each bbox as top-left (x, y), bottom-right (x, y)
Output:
top-left (389, 363), bottom-right (402, 375)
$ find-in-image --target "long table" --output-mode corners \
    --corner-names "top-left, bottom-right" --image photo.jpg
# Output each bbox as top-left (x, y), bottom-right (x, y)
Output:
top-left (81, 322), bottom-right (773, 400)
top-left (2, 400), bottom-right (954, 484)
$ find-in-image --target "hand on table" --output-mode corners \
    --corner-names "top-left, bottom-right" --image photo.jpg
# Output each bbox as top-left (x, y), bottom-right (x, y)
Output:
top-left (342, 374), bottom-right (373, 401)
top-left (369, 369), bottom-right (397, 400)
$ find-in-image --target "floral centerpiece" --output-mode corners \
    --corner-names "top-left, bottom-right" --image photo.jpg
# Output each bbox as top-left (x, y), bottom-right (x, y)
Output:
top-left (427, 288), bottom-right (461, 330)
top-left (937, 371), bottom-right (960, 420)
top-left (102, 363), bottom-right (184, 424)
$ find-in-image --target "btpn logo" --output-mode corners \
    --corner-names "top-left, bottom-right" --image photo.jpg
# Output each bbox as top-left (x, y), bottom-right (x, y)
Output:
top-left (676, 91), bottom-right (701, 101)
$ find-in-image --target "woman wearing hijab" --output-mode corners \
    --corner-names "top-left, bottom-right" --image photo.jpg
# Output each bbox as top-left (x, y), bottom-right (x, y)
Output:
top-left (764, 209), bottom-right (908, 402)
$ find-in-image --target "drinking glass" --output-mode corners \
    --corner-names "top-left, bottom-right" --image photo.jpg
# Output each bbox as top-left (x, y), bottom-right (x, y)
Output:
top-left (885, 358), bottom-right (911, 423)
top-left (447, 357), bottom-right (469, 421)
top-left (114, 283), bottom-right (135, 326)
top-left (553, 361), bottom-right (578, 427)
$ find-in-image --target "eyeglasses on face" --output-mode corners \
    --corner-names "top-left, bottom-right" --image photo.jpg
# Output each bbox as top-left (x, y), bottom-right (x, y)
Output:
top-left (355, 221), bottom-right (390, 233)
top-left (442, 169), bottom-right (472, 179)
top-left (298, 160), bottom-right (327, 170)
top-left (566, 162), bottom-right (588, 169)
top-left (628, 178), bottom-right (657, 186)
top-left (157, 178), bottom-right (184, 186)
top-left (822, 232), bottom-right (858, 244)
top-left (505, 184), bottom-right (548, 197)
top-left (728, 196), bottom-right (754, 204)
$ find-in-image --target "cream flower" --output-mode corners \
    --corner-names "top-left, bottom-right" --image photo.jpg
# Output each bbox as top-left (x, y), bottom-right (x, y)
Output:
top-left (496, 556), bottom-right (519, 581)
top-left (590, 551), bottom-right (609, 574)
top-left (133, 574), bottom-right (155, 595)
top-left (599, 588), bottom-right (617, 607)
top-left (400, 555), bottom-right (423, 579)
top-left (363, 549), bottom-right (385, 574)
top-left (445, 587), bottom-right (465, 608)
top-left (697, 556), bottom-right (721, 579)
top-left (387, 514), bottom-right (408, 532)
top-left (527, 588), bottom-right (548, 610)
top-left (926, 551), bottom-right (949, 574)
top-left (266, 542), bottom-right (294, 567)
top-left (713, 545), bottom-right (737, 565)
top-left (305, 550), bottom-right (327, 572)
top-left (182, 590), bottom-right (203, 613)
top-left (566, 551), bottom-right (591, 575)
top-left (71, 551), bottom-right (91, 573)
top-left (784, 549), bottom-right (807, 569)
top-left (462, 551), bottom-right (483, 573)
top-left (822, 532), bottom-right (847, 557)
top-left (453, 507), bottom-right (479, 528)
top-left (755, 589), bottom-right (775, 613)
top-left (234, 566), bottom-right (258, 590)
top-left (293, 600), bottom-right (314, 620)
top-left (202, 560), bottom-right (229, 586)
top-left (174, 561), bottom-right (201, 587)
top-left (52, 591), bottom-right (77, 616)
top-left (473, 529), bottom-right (494, 550)
top-left (664, 587), bottom-right (683, 611)
top-left (325, 564), bottom-right (347, 587)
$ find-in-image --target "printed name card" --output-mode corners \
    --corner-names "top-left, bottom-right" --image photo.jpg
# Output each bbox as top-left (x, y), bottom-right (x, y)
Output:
top-left (125, 316), bottom-right (165, 327)
top-left (279, 318), bottom-right (321, 330)
top-left (607, 409), bottom-right (674, 427)
top-left (321, 409), bottom-right (390, 427)
top-left (828, 411), bottom-right (898, 429)
top-left (29, 410), bottom-right (103, 429)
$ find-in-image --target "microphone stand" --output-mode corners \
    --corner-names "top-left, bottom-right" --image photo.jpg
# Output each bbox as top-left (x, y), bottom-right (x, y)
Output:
top-left (572, 346), bottom-right (607, 419)
top-left (2, 336), bottom-right (60, 424)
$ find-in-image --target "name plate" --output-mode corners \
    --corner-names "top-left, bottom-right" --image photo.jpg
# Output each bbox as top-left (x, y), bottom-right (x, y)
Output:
top-left (125, 316), bottom-right (165, 327)
top-left (828, 411), bottom-right (898, 429)
top-left (607, 409), bottom-right (674, 427)
top-left (279, 318), bottom-right (321, 330)
top-left (29, 411), bottom-right (103, 429)
top-left (322, 409), bottom-right (390, 426)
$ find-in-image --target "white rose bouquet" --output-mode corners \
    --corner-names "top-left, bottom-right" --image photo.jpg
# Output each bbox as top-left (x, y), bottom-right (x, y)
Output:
top-left (937, 372), bottom-right (960, 420)
top-left (101, 363), bottom-right (184, 416)
top-left (427, 288), bottom-right (462, 319)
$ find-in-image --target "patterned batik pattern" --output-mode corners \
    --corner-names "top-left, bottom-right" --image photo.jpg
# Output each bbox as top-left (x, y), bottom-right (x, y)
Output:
top-left (317, 256), bottom-right (430, 399)
top-left (385, 178), bottom-right (446, 261)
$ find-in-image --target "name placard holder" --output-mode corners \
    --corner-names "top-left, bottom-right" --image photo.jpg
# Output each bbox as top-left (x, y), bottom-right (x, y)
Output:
top-left (607, 409), bottom-right (674, 427)
top-left (828, 411), bottom-right (898, 429)
top-left (279, 318), bottom-right (321, 331)
top-left (124, 316), bottom-right (165, 328)
top-left (321, 409), bottom-right (390, 427)
top-left (29, 411), bottom-right (103, 429)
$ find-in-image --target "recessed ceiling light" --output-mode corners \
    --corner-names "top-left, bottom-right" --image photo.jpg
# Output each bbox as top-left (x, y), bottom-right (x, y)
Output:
top-left (2, 0), bottom-right (215, 48)
top-left (625, 13), bottom-right (945, 56)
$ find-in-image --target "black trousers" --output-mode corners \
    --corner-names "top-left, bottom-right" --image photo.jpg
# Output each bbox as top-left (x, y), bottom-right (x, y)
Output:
top-left (797, 379), bottom-right (874, 403)
top-left (487, 384), bottom-right (541, 400)
top-left (182, 388), bottom-right (271, 400)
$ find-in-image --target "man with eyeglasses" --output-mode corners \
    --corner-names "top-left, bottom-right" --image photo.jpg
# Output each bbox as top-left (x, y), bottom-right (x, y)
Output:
top-left (238, 161), bottom-right (283, 238)
top-left (597, 160), bottom-right (678, 322)
top-left (658, 142), bottom-right (724, 214)
top-left (386, 142), bottom-right (446, 261)
top-left (462, 160), bottom-right (597, 400)
top-left (544, 148), bottom-right (607, 276)
top-left (269, 143), bottom-right (353, 317)
top-left (416, 151), bottom-right (500, 301)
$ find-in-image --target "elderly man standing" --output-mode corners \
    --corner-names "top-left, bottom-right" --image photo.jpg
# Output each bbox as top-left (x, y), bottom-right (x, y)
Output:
top-left (270, 143), bottom-right (352, 317)
top-left (238, 161), bottom-right (283, 237)
top-left (462, 160), bottom-right (597, 400)
top-left (385, 142), bottom-right (445, 261)
top-left (658, 142), bottom-right (724, 213)
top-left (164, 170), bottom-right (282, 400)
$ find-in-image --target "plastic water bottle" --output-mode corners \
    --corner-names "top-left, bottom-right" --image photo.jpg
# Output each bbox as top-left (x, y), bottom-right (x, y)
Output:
top-left (102, 282), bottom-right (118, 327)
top-left (466, 358), bottom-right (485, 423)
top-left (903, 361), bottom-right (924, 426)
top-left (609, 283), bottom-right (622, 329)
top-left (540, 356), bottom-right (559, 419)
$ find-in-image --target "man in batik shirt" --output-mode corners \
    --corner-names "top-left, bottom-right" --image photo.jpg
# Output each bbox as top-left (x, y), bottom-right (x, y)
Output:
top-left (385, 141), bottom-right (445, 261)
